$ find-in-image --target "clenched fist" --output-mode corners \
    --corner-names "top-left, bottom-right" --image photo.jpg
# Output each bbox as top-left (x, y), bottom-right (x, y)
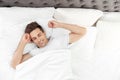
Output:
top-left (48, 20), bottom-right (61, 28)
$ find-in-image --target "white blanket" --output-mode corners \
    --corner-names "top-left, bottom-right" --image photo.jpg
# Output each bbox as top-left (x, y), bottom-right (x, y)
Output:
top-left (14, 49), bottom-right (73, 80)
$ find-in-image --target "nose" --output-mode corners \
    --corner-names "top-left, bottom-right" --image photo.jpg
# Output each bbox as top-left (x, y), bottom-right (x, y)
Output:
top-left (37, 37), bottom-right (41, 42)
top-left (37, 37), bottom-right (43, 43)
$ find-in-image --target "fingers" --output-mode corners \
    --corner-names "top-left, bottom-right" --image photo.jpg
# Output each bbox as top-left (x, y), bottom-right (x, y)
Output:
top-left (48, 20), bottom-right (58, 28)
top-left (24, 33), bottom-right (31, 42)
top-left (24, 33), bottom-right (29, 39)
top-left (48, 21), bottom-right (54, 28)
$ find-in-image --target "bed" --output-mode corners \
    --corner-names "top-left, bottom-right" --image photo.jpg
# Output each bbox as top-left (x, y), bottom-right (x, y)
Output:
top-left (0, 0), bottom-right (120, 80)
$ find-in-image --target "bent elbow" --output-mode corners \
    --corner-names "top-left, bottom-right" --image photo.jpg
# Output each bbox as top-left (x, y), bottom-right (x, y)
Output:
top-left (11, 59), bottom-right (20, 69)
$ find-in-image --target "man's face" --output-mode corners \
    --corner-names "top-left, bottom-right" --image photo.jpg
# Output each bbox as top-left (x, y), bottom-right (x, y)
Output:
top-left (30, 28), bottom-right (48, 48)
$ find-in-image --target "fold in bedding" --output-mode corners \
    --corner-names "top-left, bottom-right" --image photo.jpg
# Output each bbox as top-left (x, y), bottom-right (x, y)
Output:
top-left (14, 49), bottom-right (73, 80)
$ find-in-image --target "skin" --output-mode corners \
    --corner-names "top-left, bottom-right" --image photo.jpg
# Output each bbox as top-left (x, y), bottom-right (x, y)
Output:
top-left (11, 20), bottom-right (86, 69)
top-left (30, 28), bottom-right (48, 48)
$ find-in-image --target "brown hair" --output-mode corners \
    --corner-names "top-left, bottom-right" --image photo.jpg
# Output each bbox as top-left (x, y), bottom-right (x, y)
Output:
top-left (25, 22), bottom-right (44, 34)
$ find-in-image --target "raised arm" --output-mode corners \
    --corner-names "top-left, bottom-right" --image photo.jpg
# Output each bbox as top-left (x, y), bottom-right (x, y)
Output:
top-left (48, 20), bottom-right (86, 43)
top-left (11, 33), bottom-right (32, 69)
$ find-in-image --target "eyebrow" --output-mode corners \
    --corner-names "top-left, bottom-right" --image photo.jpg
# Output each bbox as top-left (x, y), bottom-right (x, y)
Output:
top-left (32, 32), bottom-right (41, 39)
top-left (38, 32), bottom-right (42, 36)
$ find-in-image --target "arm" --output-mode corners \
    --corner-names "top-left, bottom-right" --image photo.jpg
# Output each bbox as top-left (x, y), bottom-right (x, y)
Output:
top-left (48, 20), bottom-right (86, 43)
top-left (21, 53), bottom-right (32, 62)
top-left (11, 33), bottom-right (32, 69)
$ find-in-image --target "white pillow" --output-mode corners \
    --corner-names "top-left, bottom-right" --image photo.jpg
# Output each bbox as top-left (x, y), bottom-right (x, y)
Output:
top-left (0, 7), bottom-right (55, 38)
top-left (69, 27), bottom-right (97, 79)
top-left (0, 7), bottom-right (55, 25)
top-left (95, 21), bottom-right (120, 52)
top-left (100, 12), bottom-right (120, 22)
top-left (54, 8), bottom-right (103, 27)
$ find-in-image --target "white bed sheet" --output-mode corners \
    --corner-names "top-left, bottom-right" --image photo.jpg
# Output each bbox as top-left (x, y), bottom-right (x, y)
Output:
top-left (14, 49), bottom-right (73, 80)
top-left (0, 40), bottom-right (15, 80)
top-left (93, 16), bottom-right (120, 80)
top-left (93, 50), bottom-right (120, 80)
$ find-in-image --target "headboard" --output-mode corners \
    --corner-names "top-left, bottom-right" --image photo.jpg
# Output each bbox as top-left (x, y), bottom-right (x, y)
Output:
top-left (0, 0), bottom-right (120, 12)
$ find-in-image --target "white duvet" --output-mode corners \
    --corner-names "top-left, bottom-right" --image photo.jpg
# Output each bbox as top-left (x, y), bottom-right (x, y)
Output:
top-left (14, 49), bottom-right (73, 80)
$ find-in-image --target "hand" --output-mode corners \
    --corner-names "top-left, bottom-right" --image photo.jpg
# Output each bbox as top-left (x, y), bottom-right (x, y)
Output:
top-left (21, 33), bottom-right (31, 44)
top-left (48, 20), bottom-right (61, 28)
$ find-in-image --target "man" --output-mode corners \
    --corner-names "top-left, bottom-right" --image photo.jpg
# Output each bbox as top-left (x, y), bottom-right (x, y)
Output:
top-left (11, 20), bottom-right (86, 69)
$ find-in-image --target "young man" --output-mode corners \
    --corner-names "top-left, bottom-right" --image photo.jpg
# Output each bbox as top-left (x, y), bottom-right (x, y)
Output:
top-left (11, 20), bottom-right (86, 69)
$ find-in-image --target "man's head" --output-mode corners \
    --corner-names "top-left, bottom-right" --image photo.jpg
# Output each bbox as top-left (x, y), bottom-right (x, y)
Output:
top-left (25, 22), bottom-right (48, 48)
